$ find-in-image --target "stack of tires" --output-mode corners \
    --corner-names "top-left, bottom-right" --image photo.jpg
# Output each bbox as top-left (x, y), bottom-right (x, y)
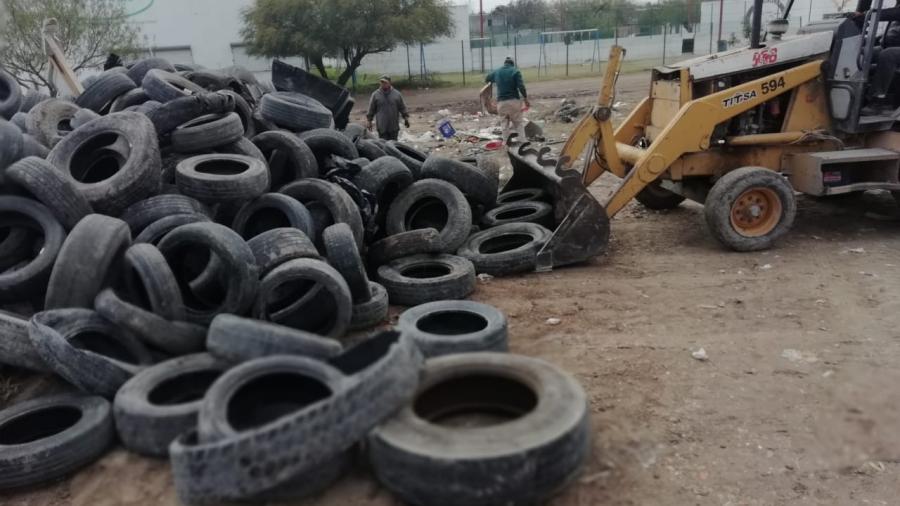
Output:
top-left (0, 59), bottom-right (585, 504)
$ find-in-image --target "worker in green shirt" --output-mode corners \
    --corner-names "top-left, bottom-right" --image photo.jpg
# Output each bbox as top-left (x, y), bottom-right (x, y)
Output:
top-left (485, 56), bottom-right (530, 144)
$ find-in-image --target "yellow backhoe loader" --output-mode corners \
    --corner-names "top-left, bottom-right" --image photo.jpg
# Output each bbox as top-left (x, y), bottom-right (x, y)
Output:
top-left (507, 0), bottom-right (900, 270)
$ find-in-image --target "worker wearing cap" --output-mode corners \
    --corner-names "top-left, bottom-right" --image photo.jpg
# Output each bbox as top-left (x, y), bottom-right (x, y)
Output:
top-left (485, 56), bottom-right (530, 143)
top-left (366, 75), bottom-right (410, 140)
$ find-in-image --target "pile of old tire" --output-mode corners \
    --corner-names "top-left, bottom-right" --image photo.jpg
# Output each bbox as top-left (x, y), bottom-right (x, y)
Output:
top-left (0, 57), bottom-right (580, 502)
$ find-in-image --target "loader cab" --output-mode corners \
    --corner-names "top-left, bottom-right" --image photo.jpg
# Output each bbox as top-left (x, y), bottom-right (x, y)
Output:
top-left (827, 0), bottom-right (900, 133)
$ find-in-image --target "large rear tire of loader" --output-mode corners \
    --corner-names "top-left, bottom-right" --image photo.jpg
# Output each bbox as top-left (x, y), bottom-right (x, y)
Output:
top-left (635, 181), bottom-right (686, 210)
top-left (704, 167), bottom-right (796, 252)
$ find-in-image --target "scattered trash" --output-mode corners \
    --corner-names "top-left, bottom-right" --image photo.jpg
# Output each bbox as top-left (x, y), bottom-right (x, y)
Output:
top-left (691, 348), bottom-right (709, 361)
top-left (476, 273), bottom-right (494, 283)
top-left (758, 264), bottom-right (773, 270)
top-left (555, 98), bottom-right (587, 123)
top-left (843, 247), bottom-right (866, 254)
top-left (484, 140), bottom-right (503, 150)
top-left (545, 317), bottom-right (562, 325)
top-left (822, 370), bottom-right (834, 378)
top-left (523, 119), bottom-right (544, 141)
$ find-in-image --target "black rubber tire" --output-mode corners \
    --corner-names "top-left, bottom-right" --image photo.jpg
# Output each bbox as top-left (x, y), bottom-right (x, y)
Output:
top-left (114, 353), bottom-right (228, 457)
top-left (0, 119), bottom-right (24, 171)
top-left (5, 157), bottom-right (92, 231)
top-left (171, 112), bottom-right (244, 153)
top-left (142, 69), bottom-right (205, 103)
top-left (133, 213), bottom-right (210, 245)
top-left (341, 123), bottom-right (367, 142)
top-left (254, 258), bottom-right (352, 338)
top-left (175, 153), bottom-right (269, 203)
top-left (25, 98), bottom-right (80, 148)
top-left (94, 288), bottom-right (206, 356)
top-left (457, 222), bottom-right (552, 276)
top-left (214, 136), bottom-right (266, 161)
top-left (0, 69), bottom-right (23, 120)
top-left (123, 243), bottom-right (185, 321)
top-left (350, 281), bottom-right (389, 330)
top-left (322, 223), bottom-right (370, 303)
top-left (70, 108), bottom-right (101, 129)
top-left (28, 308), bottom-right (154, 397)
top-left (496, 187), bottom-right (548, 205)
top-left (119, 194), bottom-right (209, 236)
top-left (251, 131), bottom-right (319, 188)
top-left (383, 142), bottom-right (426, 177)
top-left (109, 88), bottom-right (151, 113)
top-left (356, 138), bottom-right (387, 160)
top-left (207, 313), bottom-right (342, 362)
top-left (259, 92), bottom-right (332, 132)
top-left (353, 155), bottom-right (413, 229)
top-left (0, 226), bottom-right (34, 274)
top-left (367, 228), bottom-right (442, 268)
top-left (298, 128), bottom-right (359, 170)
top-left (704, 167), bottom-right (797, 252)
top-left (76, 71), bottom-right (136, 113)
top-left (10, 111), bottom-right (27, 131)
top-left (127, 57), bottom-right (176, 86)
top-left (157, 222), bottom-right (259, 325)
top-left (44, 214), bottom-right (131, 310)
top-left (170, 331), bottom-right (422, 504)
top-left (397, 300), bottom-right (508, 357)
top-left (386, 179), bottom-right (473, 253)
top-left (369, 352), bottom-right (590, 506)
top-left (280, 178), bottom-right (364, 249)
top-left (231, 193), bottom-right (313, 240)
top-left (377, 254), bottom-right (476, 306)
top-left (184, 70), bottom-right (239, 92)
top-left (46, 111), bottom-right (161, 215)
top-left (0, 197), bottom-right (66, 302)
top-left (247, 227), bottom-right (320, 276)
top-left (635, 180), bottom-right (687, 210)
top-left (481, 200), bottom-right (553, 228)
top-left (20, 133), bottom-right (49, 158)
top-left (0, 394), bottom-right (114, 489)
top-left (146, 92), bottom-right (235, 138)
top-left (174, 356), bottom-right (350, 503)
top-left (0, 310), bottom-right (49, 372)
top-left (420, 155), bottom-right (498, 209)
top-left (216, 90), bottom-right (255, 138)
top-left (17, 89), bottom-right (49, 114)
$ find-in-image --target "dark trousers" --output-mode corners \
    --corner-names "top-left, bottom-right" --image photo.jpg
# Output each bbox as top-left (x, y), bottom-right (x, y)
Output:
top-left (872, 47), bottom-right (900, 97)
top-left (378, 130), bottom-right (399, 141)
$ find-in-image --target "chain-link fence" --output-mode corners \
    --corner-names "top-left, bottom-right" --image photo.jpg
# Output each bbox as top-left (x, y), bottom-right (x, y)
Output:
top-left (351, 16), bottom-right (813, 86)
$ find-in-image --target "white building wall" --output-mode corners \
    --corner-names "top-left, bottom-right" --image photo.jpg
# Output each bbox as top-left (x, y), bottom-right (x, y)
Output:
top-left (129, 0), bottom-right (470, 82)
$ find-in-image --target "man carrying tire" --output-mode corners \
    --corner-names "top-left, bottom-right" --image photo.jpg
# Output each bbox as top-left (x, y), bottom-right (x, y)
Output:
top-left (485, 56), bottom-right (529, 144)
top-left (366, 75), bottom-right (410, 141)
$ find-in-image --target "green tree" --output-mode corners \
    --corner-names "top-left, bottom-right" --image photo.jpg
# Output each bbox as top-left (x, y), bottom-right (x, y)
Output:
top-left (242, 0), bottom-right (453, 86)
top-left (0, 0), bottom-right (140, 93)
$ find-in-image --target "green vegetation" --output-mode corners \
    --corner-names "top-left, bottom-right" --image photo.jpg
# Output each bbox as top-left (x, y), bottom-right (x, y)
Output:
top-left (0, 0), bottom-right (140, 93)
top-left (241, 0), bottom-right (453, 86)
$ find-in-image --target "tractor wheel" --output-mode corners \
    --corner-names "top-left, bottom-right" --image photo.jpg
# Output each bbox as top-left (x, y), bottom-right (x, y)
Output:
top-left (704, 167), bottom-right (796, 252)
top-left (635, 180), bottom-right (686, 210)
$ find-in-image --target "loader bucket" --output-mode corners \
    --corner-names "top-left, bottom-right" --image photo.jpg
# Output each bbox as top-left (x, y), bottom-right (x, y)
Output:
top-left (505, 142), bottom-right (610, 271)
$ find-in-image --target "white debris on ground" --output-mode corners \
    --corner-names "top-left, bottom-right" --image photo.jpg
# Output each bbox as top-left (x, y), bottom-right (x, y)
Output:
top-left (691, 348), bottom-right (709, 361)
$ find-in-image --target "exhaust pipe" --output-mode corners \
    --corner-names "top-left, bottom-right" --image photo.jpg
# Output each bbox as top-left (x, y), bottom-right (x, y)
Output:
top-left (750, 0), bottom-right (764, 48)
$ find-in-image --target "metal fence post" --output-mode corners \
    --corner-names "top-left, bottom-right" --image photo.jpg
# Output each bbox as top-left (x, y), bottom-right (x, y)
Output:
top-left (662, 24), bottom-right (668, 65)
top-left (565, 40), bottom-right (569, 76)
top-left (461, 40), bottom-right (466, 85)
top-left (514, 33), bottom-right (517, 63)
top-left (406, 44), bottom-right (411, 80)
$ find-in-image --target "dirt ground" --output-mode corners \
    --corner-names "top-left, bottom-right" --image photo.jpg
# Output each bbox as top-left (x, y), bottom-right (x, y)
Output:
top-left (5, 73), bottom-right (900, 506)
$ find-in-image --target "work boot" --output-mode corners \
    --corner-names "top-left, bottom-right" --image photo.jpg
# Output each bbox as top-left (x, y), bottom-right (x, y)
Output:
top-left (861, 95), bottom-right (895, 116)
